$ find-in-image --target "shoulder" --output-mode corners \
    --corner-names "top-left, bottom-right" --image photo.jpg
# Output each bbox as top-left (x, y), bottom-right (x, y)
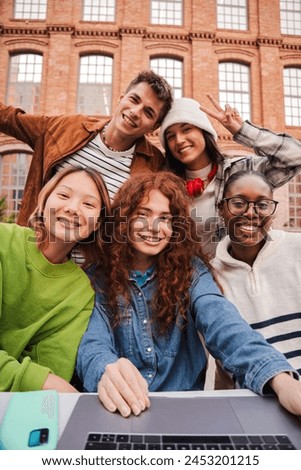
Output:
top-left (190, 257), bottom-right (222, 296)
top-left (270, 229), bottom-right (301, 247)
top-left (0, 223), bottom-right (33, 256)
top-left (135, 136), bottom-right (164, 159)
top-left (0, 222), bottom-right (32, 238)
top-left (191, 256), bottom-right (213, 281)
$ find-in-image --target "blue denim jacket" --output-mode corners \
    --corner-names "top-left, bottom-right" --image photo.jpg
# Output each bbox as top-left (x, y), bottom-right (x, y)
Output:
top-left (77, 258), bottom-right (296, 393)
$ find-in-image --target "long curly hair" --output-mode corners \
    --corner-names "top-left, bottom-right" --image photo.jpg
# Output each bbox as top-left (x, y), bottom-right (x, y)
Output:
top-left (97, 171), bottom-right (212, 335)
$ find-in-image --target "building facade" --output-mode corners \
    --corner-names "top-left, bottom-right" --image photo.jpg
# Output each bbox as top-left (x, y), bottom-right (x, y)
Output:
top-left (0, 0), bottom-right (301, 227)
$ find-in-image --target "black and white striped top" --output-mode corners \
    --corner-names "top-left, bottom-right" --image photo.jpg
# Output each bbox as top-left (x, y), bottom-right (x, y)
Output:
top-left (55, 133), bottom-right (135, 202)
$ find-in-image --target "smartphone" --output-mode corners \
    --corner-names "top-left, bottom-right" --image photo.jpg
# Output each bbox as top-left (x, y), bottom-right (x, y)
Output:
top-left (0, 390), bottom-right (58, 450)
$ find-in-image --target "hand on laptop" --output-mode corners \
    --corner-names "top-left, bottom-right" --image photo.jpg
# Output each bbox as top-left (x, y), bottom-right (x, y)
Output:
top-left (269, 373), bottom-right (301, 417)
top-left (97, 358), bottom-right (150, 417)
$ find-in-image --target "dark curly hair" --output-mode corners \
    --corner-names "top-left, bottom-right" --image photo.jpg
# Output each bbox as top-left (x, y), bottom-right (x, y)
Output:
top-left (96, 171), bottom-right (213, 335)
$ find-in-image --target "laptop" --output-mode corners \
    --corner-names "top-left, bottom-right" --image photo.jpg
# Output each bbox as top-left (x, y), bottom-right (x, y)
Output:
top-left (57, 393), bottom-right (301, 450)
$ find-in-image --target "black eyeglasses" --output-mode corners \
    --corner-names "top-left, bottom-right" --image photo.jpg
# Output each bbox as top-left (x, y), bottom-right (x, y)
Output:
top-left (222, 197), bottom-right (279, 217)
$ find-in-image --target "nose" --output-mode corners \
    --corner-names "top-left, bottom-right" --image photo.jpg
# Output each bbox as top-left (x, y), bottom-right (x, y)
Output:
top-left (175, 132), bottom-right (185, 145)
top-left (64, 199), bottom-right (80, 215)
top-left (129, 102), bottom-right (143, 119)
top-left (243, 202), bottom-right (257, 218)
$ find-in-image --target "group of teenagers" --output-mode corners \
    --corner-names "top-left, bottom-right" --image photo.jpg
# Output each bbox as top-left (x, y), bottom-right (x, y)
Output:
top-left (1, 70), bottom-right (301, 419)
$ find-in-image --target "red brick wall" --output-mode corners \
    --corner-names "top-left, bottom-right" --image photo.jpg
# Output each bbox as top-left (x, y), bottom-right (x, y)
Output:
top-left (1, 0), bottom-right (301, 226)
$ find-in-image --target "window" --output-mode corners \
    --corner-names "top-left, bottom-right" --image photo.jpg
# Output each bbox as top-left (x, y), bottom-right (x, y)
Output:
top-left (283, 68), bottom-right (301, 127)
top-left (14, 0), bottom-right (47, 19)
top-left (280, 0), bottom-right (301, 35)
top-left (6, 54), bottom-right (43, 113)
top-left (219, 62), bottom-right (250, 120)
top-left (150, 57), bottom-right (183, 98)
top-left (83, 0), bottom-right (115, 22)
top-left (77, 55), bottom-right (113, 115)
top-left (217, 0), bottom-right (248, 30)
top-left (0, 153), bottom-right (32, 218)
top-left (289, 175), bottom-right (301, 228)
top-left (151, 0), bottom-right (182, 26)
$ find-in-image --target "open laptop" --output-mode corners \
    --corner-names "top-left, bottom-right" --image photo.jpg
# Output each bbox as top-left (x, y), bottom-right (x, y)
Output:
top-left (57, 393), bottom-right (301, 450)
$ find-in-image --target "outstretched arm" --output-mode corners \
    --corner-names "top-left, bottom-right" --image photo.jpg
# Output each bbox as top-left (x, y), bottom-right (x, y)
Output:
top-left (269, 373), bottom-right (301, 417)
top-left (200, 94), bottom-right (244, 135)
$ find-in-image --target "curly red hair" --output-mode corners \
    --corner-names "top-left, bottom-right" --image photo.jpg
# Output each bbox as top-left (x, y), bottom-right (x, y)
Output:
top-left (98, 171), bottom-right (211, 335)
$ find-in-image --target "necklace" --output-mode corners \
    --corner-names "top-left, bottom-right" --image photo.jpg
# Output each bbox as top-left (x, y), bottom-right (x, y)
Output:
top-left (101, 124), bottom-right (125, 153)
top-left (186, 163), bottom-right (218, 198)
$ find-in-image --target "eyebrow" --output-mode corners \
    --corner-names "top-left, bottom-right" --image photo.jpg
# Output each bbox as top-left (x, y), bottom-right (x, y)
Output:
top-left (130, 92), bottom-right (156, 118)
top-left (56, 185), bottom-right (100, 201)
top-left (138, 206), bottom-right (172, 215)
top-left (230, 194), bottom-right (272, 199)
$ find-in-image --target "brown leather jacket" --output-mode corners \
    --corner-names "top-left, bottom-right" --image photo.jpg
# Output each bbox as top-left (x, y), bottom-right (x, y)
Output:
top-left (0, 103), bottom-right (165, 225)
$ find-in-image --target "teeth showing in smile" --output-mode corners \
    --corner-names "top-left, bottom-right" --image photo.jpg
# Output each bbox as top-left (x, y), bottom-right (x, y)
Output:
top-left (239, 224), bottom-right (258, 232)
top-left (179, 146), bottom-right (192, 154)
top-left (123, 114), bottom-right (136, 128)
top-left (57, 217), bottom-right (80, 228)
top-left (140, 235), bottom-right (161, 243)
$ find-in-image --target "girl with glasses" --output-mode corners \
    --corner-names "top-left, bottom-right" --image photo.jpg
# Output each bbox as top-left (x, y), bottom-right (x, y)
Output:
top-left (159, 95), bottom-right (301, 259)
top-left (77, 171), bottom-right (301, 418)
top-left (212, 170), bottom-right (301, 388)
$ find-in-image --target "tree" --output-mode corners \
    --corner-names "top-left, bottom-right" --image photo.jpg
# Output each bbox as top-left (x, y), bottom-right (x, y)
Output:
top-left (0, 195), bottom-right (16, 223)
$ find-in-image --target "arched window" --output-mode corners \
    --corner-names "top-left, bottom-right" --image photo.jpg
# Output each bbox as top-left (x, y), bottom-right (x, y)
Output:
top-left (150, 0), bottom-right (182, 25)
top-left (217, 0), bottom-right (248, 30)
top-left (83, 0), bottom-right (115, 22)
top-left (0, 153), bottom-right (32, 219)
top-left (77, 55), bottom-right (113, 115)
top-left (280, 0), bottom-right (301, 35)
top-left (150, 57), bottom-right (183, 98)
top-left (14, 0), bottom-right (47, 20)
top-left (7, 53), bottom-right (43, 114)
top-left (283, 67), bottom-right (301, 126)
top-left (219, 62), bottom-right (251, 120)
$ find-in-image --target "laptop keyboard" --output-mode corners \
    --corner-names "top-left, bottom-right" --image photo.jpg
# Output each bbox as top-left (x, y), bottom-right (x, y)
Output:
top-left (85, 433), bottom-right (296, 450)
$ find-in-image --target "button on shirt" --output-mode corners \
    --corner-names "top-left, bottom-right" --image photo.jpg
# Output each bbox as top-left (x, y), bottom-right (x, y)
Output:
top-left (77, 258), bottom-right (296, 394)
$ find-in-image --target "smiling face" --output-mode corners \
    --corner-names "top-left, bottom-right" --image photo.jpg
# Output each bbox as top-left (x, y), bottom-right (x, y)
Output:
top-left (129, 189), bottom-right (173, 271)
top-left (43, 171), bottom-right (102, 246)
top-left (220, 174), bottom-right (275, 252)
top-left (112, 82), bottom-right (164, 140)
top-left (165, 123), bottom-right (211, 170)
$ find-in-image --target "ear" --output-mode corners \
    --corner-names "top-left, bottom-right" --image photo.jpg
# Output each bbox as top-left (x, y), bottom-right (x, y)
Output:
top-left (117, 93), bottom-right (124, 103)
top-left (218, 200), bottom-right (224, 218)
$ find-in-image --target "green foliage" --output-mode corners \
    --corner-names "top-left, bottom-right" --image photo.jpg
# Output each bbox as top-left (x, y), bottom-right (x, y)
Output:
top-left (0, 195), bottom-right (16, 223)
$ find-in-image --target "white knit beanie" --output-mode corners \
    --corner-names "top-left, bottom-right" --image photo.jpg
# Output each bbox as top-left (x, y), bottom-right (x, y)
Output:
top-left (159, 97), bottom-right (217, 146)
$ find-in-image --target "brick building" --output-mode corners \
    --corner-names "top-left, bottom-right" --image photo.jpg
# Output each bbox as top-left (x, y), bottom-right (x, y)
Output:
top-left (0, 0), bottom-right (301, 228)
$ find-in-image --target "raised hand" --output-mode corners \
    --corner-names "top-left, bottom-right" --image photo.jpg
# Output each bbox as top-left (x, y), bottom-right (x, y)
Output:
top-left (200, 94), bottom-right (244, 135)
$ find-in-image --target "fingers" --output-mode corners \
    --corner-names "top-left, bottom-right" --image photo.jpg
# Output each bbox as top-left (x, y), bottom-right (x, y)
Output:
top-left (98, 358), bottom-right (150, 418)
top-left (199, 104), bottom-right (220, 120)
top-left (206, 94), bottom-right (224, 112)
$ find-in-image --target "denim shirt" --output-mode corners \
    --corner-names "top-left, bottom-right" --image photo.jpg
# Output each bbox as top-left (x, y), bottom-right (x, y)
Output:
top-left (77, 258), bottom-right (296, 393)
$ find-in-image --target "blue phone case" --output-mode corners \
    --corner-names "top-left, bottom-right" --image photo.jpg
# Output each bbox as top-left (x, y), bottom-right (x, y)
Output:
top-left (0, 390), bottom-right (58, 450)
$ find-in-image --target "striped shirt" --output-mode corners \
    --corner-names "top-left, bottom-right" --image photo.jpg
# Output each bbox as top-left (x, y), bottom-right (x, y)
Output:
top-left (55, 133), bottom-right (135, 202)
